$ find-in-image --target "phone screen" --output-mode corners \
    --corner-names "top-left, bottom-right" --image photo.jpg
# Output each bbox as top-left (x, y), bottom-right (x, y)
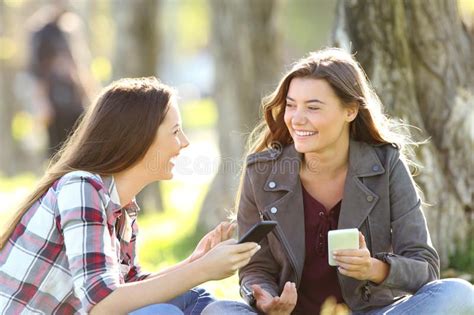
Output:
top-left (238, 221), bottom-right (278, 244)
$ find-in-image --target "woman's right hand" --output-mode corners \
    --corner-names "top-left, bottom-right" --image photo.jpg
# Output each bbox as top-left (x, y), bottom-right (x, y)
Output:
top-left (253, 282), bottom-right (297, 315)
top-left (197, 239), bottom-right (260, 281)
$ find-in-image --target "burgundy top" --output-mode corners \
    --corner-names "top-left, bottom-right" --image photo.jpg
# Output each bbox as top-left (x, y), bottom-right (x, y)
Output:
top-left (294, 185), bottom-right (344, 314)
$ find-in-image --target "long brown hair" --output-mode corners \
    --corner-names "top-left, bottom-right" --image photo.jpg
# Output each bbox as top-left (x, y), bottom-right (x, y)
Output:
top-left (0, 77), bottom-right (174, 249)
top-left (247, 48), bottom-right (412, 155)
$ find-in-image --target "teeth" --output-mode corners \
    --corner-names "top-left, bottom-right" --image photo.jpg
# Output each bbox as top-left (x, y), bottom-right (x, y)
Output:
top-left (294, 130), bottom-right (317, 137)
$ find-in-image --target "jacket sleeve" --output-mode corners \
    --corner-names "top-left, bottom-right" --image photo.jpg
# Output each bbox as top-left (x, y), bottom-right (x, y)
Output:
top-left (238, 166), bottom-right (280, 301)
top-left (375, 153), bottom-right (440, 293)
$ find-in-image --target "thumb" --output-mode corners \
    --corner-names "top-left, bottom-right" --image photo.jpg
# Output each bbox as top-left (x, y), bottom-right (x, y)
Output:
top-left (251, 284), bottom-right (266, 300)
top-left (359, 232), bottom-right (367, 249)
top-left (219, 238), bottom-right (237, 246)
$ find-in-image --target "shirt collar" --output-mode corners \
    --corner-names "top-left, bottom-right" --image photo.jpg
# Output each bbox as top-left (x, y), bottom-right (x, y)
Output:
top-left (101, 175), bottom-right (141, 216)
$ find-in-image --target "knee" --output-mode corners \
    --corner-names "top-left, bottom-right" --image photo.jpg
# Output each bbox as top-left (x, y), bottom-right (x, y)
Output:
top-left (201, 300), bottom-right (256, 315)
top-left (438, 278), bottom-right (473, 295)
top-left (129, 303), bottom-right (183, 315)
top-left (434, 278), bottom-right (474, 310)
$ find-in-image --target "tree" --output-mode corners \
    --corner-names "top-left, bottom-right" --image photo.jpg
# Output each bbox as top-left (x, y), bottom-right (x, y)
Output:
top-left (113, 0), bottom-right (164, 212)
top-left (198, 0), bottom-right (282, 230)
top-left (333, 0), bottom-right (474, 267)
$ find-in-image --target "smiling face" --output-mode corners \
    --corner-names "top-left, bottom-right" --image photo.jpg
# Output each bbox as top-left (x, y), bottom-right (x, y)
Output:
top-left (284, 77), bottom-right (358, 155)
top-left (141, 99), bottom-right (189, 180)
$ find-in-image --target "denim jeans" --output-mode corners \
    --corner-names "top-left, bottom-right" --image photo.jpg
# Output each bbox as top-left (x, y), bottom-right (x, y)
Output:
top-left (129, 287), bottom-right (214, 315)
top-left (201, 278), bottom-right (474, 314)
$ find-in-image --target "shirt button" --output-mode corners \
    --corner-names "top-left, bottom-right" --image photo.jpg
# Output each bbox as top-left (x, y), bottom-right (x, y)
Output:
top-left (367, 195), bottom-right (374, 202)
top-left (270, 207), bottom-right (278, 214)
top-left (372, 165), bottom-right (380, 172)
top-left (319, 211), bottom-right (324, 217)
top-left (268, 181), bottom-right (276, 189)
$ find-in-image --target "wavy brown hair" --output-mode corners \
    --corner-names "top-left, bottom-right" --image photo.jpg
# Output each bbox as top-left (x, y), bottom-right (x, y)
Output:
top-left (247, 48), bottom-right (412, 155)
top-left (0, 77), bottom-right (174, 249)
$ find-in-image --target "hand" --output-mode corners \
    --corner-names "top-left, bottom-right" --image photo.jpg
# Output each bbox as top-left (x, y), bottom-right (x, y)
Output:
top-left (187, 222), bottom-right (236, 263)
top-left (253, 281), bottom-right (297, 315)
top-left (332, 232), bottom-right (387, 283)
top-left (197, 239), bottom-right (260, 281)
top-left (320, 296), bottom-right (350, 315)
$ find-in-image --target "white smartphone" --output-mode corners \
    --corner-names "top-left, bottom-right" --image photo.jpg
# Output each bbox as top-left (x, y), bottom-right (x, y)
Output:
top-left (328, 228), bottom-right (359, 266)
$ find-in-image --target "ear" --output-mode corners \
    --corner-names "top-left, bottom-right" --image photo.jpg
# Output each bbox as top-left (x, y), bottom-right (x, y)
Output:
top-left (345, 102), bottom-right (359, 122)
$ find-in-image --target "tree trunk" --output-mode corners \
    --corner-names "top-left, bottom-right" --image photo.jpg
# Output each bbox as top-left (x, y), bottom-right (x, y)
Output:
top-left (198, 0), bottom-right (282, 230)
top-left (333, 0), bottom-right (474, 267)
top-left (113, 0), bottom-right (164, 212)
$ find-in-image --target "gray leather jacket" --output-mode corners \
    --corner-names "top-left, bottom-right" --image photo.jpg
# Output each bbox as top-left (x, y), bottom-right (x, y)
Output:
top-left (238, 140), bottom-right (440, 312)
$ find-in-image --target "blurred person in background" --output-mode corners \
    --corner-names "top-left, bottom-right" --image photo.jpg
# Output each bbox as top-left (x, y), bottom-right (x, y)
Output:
top-left (28, 6), bottom-right (91, 157)
top-left (0, 77), bottom-right (260, 315)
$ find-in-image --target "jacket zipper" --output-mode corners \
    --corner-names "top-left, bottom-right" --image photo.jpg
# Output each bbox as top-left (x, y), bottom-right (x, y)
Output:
top-left (261, 210), bottom-right (300, 287)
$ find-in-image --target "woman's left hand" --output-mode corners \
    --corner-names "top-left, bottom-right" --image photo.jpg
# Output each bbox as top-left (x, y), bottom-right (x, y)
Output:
top-left (332, 232), bottom-right (380, 282)
top-left (187, 221), bottom-right (236, 263)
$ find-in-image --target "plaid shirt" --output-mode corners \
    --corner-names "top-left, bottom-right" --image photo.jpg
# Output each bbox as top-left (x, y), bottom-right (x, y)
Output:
top-left (0, 171), bottom-right (150, 314)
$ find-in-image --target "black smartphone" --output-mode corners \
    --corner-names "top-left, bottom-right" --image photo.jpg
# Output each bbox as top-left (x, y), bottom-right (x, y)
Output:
top-left (238, 221), bottom-right (278, 244)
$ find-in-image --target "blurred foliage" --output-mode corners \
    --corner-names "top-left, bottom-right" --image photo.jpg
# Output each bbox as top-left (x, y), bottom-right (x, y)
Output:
top-left (91, 56), bottom-right (112, 83)
top-left (0, 36), bottom-right (16, 60)
top-left (11, 111), bottom-right (34, 142)
top-left (181, 98), bottom-right (217, 130)
top-left (176, 0), bottom-right (209, 54)
top-left (281, 0), bottom-right (336, 58)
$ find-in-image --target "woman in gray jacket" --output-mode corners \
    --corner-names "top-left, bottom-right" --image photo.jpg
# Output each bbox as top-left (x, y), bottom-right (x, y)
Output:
top-left (203, 48), bottom-right (473, 314)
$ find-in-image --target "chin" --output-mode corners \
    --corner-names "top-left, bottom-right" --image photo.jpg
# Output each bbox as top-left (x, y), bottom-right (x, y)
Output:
top-left (294, 142), bottom-right (316, 153)
top-left (162, 172), bottom-right (174, 180)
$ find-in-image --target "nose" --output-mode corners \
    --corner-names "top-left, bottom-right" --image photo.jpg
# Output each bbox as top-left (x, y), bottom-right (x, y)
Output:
top-left (180, 132), bottom-right (190, 149)
top-left (292, 107), bottom-right (306, 125)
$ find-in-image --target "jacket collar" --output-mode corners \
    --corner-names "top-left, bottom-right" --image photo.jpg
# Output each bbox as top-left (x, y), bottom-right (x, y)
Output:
top-left (264, 139), bottom-right (385, 193)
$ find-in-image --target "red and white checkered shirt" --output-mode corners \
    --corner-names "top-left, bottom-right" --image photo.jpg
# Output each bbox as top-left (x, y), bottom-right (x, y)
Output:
top-left (0, 171), bottom-right (150, 314)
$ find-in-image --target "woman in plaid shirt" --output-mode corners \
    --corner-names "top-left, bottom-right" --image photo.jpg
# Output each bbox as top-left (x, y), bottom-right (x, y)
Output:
top-left (0, 77), bottom-right (260, 314)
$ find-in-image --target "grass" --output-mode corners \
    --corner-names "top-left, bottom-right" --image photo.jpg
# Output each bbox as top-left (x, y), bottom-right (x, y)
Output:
top-left (136, 179), bottom-right (243, 300)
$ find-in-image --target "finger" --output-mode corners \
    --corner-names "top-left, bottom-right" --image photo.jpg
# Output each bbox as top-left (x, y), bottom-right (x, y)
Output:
top-left (219, 238), bottom-right (238, 246)
top-left (336, 261), bottom-right (365, 272)
top-left (252, 284), bottom-right (271, 301)
top-left (359, 232), bottom-right (367, 249)
top-left (202, 237), bottom-right (212, 253)
top-left (279, 282), bottom-right (297, 307)
top-left (233, 244), bottom-right (261, 263)
top-left (338, 267), bottom-right (363, 280)
top-left (333, 249), bottom-right (367, 257)
top-left (224, 222), bottom-right (236, 240)
top-left (333, 255), bottom-right (367, 265)
top-left (207, 231), bottom-right (217, 248)
top-left (233, 241), bottom-right (259, 253)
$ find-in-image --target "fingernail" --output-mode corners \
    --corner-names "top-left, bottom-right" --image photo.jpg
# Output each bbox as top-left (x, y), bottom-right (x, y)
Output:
top-left (256, 245), bottom-right (261, 250)
top-left (332, 255), bottom-right (336, 260)
top-left (333, 251), bottom-right (338, 255)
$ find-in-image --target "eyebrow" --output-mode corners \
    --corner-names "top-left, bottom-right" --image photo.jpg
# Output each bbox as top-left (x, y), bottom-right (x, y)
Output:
top-left (286, 96), bottom-right (325, 105)
top-left (172, 123), bottom-right (181, 129)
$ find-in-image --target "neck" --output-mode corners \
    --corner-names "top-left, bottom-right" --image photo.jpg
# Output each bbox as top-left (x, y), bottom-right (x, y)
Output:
top-left (302, 136), bottom-right (350, 178)
top-left (113, 165), bottom-right (152, 207)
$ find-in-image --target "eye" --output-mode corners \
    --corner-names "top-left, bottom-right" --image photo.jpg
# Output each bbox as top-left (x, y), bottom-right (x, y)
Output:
top-left (308, 106), bottom-right (320, 111)
top-left (285, 102), bottom-right (295, 108)
top-left (173, 128), bottom-right (181, 135)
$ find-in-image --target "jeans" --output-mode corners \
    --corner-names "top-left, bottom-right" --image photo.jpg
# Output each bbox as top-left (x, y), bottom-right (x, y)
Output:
top-left (129, 287), bottom-right (214, 315)
top-left (201, 278), bottom-right (474, 315)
